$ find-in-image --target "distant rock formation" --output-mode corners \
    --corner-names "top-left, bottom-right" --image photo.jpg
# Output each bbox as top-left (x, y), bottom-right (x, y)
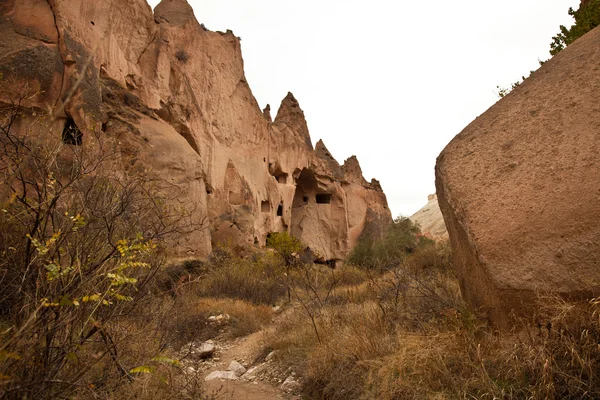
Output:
top-left (435, 25), bottom-right (600, 328)
top-left (0, 0), bottom-right (392, 260)
top-left (410, 194), bottom-right (448, 241)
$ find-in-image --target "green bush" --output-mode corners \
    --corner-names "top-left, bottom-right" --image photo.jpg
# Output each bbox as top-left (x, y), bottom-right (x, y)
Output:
top-left (346, 216), bottom-right (432, 270)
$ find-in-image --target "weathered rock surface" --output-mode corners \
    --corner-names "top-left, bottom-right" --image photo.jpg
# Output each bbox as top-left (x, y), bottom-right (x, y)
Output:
top-left (410, 194), bottom-right (448, 241)
top-left (0, 0), bottom-right (391, 260)
top-left (435, 25), bottom-right (600, 328)
top-left (205, 370), bottom-right (238, 381)
top-left (227, 360), bottom-right (246, 377)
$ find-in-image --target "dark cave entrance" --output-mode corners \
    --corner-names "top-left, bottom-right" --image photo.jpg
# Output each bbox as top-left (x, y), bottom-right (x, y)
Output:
top-left (62, 118), bottom-right (82, 146)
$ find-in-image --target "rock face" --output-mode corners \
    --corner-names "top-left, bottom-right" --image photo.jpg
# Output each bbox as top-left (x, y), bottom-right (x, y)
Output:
top-left (435, 26), bottom-right (600, 328)
top-left (0, 0), bottom-right (391, 260)
top-left (410, 194), bottom-right (448, 241)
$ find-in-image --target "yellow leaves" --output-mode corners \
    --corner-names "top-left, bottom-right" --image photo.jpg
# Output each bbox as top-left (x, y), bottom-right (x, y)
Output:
top-left (116, 238), bottom-right (156, 259)
top-left (112, 293), bottom-right (133, 302)
top-left (129, 365), bottom-right (155, 374)
top-left (45, 262), bottom-right (73, 282)
top-left (42, 296), bottom-right (82, 307)
top-left (70, 214), bottom-right (86, 232)
top-left (82, 294), bottom-right (101, 303)
top-left (27, 231), bottom-right (61, 256)
top-left (116, 239), bottom-right (129, 257)
top-left (41, 298), bottom-right (59, 307)
top-left (151, 356), bottom-right (181, 367)
top-left (129, 356), bottom-right (181, 375)
top-left (106, 272), bottom-right (138, 286)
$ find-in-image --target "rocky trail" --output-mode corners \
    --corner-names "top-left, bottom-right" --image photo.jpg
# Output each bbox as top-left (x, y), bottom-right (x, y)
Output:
top-left (180, 311), bottom-right (301, 400)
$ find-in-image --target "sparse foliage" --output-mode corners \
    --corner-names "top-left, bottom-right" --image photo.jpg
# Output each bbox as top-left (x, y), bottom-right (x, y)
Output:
top-left (550, 0), bottom-right (600, 55)
top-left (0, 95), bottom-right (198, 398)
top-left (497, 1), bottom-right (600, 98)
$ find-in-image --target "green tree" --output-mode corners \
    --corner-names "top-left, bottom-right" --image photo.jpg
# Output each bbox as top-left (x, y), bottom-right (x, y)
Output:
top-left (347, 217), bottom-right (432, 270)
top-left (497, 0), bottom-right (600, 98)
top-left (550, 0), bottom-right (600, 55)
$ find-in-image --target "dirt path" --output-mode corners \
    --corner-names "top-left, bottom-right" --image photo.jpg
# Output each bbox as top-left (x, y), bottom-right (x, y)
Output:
top-left (202, 313), bottom-right (299, 400)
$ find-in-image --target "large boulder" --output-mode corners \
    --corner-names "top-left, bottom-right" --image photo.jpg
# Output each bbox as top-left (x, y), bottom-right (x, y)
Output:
top-left (0, 0), bottom-right (392, 261)
top-left (435, 25), bottom-right (600, 329)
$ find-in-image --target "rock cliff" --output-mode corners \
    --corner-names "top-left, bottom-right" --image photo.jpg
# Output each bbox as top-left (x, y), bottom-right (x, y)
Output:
top-left (0, 0), bottom-right (392, 260)
top-left (410, 194), bottom-right (448, 241)
top-left (435, 25), bottom-right (600, 328)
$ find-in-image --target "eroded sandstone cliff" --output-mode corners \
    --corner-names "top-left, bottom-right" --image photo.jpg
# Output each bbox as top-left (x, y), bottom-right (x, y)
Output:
top-left (436, 25), bottom-right (600, 328)
top-left (0, 0), bottom-right (391, 260)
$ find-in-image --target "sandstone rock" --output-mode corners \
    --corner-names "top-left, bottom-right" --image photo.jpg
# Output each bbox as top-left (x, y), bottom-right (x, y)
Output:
top-left (205, 370), bottom-right (238, 381)
top-left (280, 375), bottom-right (300, 392)
top-left (227, 360), bottom-right (246, 377)
top-left (208, 313), bottom-right (230, 323)
top-left (435, 26), bottom-right (600, 329)
top-left (265, 351), bottom-right (277, 362)
top-left (196, 341), bottom-right (216, 359)
top-left (0, 0), bottom-right (392, 261)
top-left (410, 194), bottom-right (448, 240)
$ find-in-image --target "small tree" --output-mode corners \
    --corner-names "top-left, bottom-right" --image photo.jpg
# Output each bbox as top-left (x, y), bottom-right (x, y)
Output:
top-left (497, 0), bottom-right (600, 98)
top-left (0, 93), bottom-right (194, 398)
top-left (266, 232), bottom-right (304, 302)
top-left (347, 217), bottom-right (430, 270)
top-left (550, 0), bottom-right (600, 55)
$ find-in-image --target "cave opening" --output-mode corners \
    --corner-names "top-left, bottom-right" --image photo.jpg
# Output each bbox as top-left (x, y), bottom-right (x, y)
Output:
top-left (261, 200), bottom-right (270, 213)
top-left (277, 203), bottom-right (283, 216)
top-left (316, 194), bottom-right (332, 204)
top-left (269, 163), bottom-right (289, 184)
top-left (291, 168), bottom-right (318, 238)
top-left (62, 118), bottom-right (82, 145)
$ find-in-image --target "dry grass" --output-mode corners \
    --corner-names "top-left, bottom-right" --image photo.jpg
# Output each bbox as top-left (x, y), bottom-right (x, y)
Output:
top-left (198, 248), bottom-right (287, 306)
top-left (263, 243), bottom-right (600, 400)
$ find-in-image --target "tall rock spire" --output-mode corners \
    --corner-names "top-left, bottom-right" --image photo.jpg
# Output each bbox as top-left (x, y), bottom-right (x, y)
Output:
top-left (274, 92), bottom-right (312, 150)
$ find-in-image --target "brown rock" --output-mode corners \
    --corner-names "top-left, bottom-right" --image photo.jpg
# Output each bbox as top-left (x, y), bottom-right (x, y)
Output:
top-left (435, 26), bottom-right (600, 329)
top-left (0, 0), bottom-right (392, 261)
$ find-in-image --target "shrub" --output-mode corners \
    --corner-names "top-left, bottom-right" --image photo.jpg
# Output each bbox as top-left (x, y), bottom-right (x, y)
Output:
top-left (0, 97), bottom-right (195, 398)
top-left (175, 49), bottom-right (190, 63)
top-left (347, 216), bottom-right (430, 270)
top-left (198, 244), bottom-right (287, 305)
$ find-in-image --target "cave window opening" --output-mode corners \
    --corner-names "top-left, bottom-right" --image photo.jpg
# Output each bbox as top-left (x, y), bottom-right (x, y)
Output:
top-left (62, 118), bottom-right (82, 146)
top-left (303, 196), bottom-right (309, 203)
top-left (276, 173), bottom-right (288, 184)
top-left (261, 201), bottom-right (270, 213)
top-left (277, 203), bottom-right (283, 216)
top-left (316, 194), bottom-right (332, 204)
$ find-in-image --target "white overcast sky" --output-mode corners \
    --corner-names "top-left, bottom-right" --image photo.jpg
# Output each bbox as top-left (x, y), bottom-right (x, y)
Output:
top-left (147, 0), bottom-right (579, 217)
